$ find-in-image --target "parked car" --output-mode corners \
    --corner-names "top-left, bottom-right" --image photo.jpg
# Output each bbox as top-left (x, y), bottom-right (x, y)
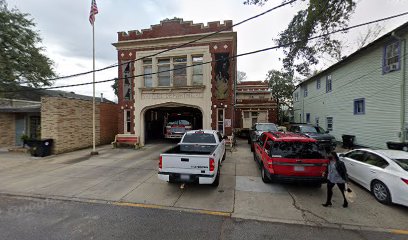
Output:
top-left (164, 119), bottom-right (192, 139)
top-left (248, 123), bottom-right (278, 151)
top-left (339, 149), bottom-right (408, 207)
top-left (253, 131), bottom-right (329, 186)
top-left (158, 130), bottom-right (226, 186)
top-left (288, 124), bottom-right (336, 152)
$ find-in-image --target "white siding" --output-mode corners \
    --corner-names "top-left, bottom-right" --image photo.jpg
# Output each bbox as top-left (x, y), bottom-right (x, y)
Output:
top-left (296, 32), bottom-right (408, 149)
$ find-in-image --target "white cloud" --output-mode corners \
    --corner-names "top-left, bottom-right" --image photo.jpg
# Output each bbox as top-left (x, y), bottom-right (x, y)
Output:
top-left (6, 0), bottom-right (408, 101)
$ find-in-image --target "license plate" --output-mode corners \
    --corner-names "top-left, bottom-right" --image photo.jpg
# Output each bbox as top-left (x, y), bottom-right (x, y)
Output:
top-left (180, 174), bottom-right (190, 180)
top-left (294, 166), bottom-right (305, 172)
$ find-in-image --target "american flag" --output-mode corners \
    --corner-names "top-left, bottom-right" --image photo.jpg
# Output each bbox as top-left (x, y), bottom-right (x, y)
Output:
top-left (89, 0), bottom-right (98, 25)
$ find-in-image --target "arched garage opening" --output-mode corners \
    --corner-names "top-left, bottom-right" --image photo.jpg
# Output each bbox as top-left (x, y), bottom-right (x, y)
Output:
top-left (143, 103), bottom-right (203, 144)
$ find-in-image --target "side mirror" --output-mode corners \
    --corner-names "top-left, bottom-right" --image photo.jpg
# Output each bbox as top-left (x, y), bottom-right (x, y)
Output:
top-left (339, 153), bottom-right (345, 158)
top-left (325, 131), bottom-right (329, 134)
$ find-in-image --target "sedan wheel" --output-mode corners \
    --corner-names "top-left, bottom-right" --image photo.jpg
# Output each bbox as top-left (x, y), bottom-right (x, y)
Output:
top-left (371, 181), bottom-right (391, 205)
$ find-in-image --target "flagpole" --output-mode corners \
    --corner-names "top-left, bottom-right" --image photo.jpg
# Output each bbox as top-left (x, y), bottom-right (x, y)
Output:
top-left (91, 22), bottom-right (98, 155)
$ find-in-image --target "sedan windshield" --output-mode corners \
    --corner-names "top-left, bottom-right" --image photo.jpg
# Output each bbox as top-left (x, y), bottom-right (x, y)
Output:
top-left (255, 124), bottom-right (277, 131)
top-left (300, 125), bottom-right (318, 133)
top-left (392, 158), bottom-right (408, 172)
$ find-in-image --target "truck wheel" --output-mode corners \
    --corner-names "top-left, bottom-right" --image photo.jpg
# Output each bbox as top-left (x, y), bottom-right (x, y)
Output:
top-left (212, 167), bottom-right (220, 187)
top-left (261, 165), bottom-right (271, 183)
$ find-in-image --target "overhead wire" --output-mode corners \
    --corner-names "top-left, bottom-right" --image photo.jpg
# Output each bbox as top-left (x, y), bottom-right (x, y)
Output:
top-left (9, 0), bottom-right (298, 84)
top-left (2, 11), bottom-right (408, 93)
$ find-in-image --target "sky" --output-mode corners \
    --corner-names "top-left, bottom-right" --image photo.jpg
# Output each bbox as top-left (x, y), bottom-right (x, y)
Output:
top-left (6, 0), bottom-right (408, 102)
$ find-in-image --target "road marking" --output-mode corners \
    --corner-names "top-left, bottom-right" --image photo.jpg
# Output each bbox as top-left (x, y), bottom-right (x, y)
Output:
top-left (112, 201), bottom-right (231, 217)
top-left (391, 229), bottom-right (408, 235)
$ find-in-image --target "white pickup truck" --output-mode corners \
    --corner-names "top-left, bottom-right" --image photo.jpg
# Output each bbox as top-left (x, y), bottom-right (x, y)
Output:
top-left (158, 130), bottom-right (226, 186)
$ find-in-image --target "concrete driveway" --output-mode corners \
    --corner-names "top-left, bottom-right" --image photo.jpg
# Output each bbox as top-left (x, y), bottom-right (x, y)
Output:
top-left (0, 140), bottom-right (407, 233)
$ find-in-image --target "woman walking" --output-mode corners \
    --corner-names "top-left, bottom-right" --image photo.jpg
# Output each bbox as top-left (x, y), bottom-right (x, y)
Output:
top-left (322, 151), bottom-right (349, 208)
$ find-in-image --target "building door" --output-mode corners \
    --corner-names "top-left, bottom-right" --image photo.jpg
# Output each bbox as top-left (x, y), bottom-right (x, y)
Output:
top-left (15, 115), bottom-right (25, 146)
top-left (217, 109), bottom-right (224, 135)
top-left (124, 110), bottom-right (131, 133)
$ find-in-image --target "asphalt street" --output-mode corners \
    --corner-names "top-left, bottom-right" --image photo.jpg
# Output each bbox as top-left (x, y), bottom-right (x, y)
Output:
top-left (0, 195), bottom-right (405, 240)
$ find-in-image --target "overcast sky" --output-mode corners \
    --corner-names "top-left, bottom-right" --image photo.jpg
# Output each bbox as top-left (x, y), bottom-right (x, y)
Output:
top-left (6, 0), bottom-right (408, 102)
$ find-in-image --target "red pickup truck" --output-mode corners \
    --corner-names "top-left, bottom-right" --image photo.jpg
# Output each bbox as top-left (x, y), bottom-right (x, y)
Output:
top-left (253, 131), bottom-right (329, 186)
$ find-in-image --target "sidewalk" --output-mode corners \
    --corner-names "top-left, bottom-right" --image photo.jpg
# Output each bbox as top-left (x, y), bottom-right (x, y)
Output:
top-left (0, 141), bottom-right (407, 233)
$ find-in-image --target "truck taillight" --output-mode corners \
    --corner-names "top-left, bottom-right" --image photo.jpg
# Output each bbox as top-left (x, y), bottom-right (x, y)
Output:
top-left (159, 156), bottom-right (162, 169)
top-left (209, 158), bottom-right (215, 171)
top-left (402, 178), bottom-right (408, 185)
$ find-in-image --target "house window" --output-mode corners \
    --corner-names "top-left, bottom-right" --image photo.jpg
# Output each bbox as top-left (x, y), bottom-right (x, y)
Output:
top-left (326, 75), bottom-right (332, 93)
top-left (244, 112), bottom-right (249, 118)
top-left (173, 57), bottom-right (187, 87)
top-left (326, 117), bottom-right (333, 131)
top-left (125, 110), bottom-right (131, 133)
top-left (294, 92), bottom-right (299, 102)
top-left (192, 55), bottom-right (203, 85)
top-left (304, 85), bottom-right (308, 97)
top-left (306, 113), bottom-right (310, 123)
top-left (354, 98), bottom-right (365, 115)
top-left (383, 41), bottom-right (400, 73)
top-left (122, 62), bottom-right (132, 100)
top-left (217, 109), bottom-right (224, 135)
top-left (316, 79), bottom-right (321, 89)
top-left (143, 59), bottom-right (152, 88)
top-left (158, 58), bottom-right (171, 86)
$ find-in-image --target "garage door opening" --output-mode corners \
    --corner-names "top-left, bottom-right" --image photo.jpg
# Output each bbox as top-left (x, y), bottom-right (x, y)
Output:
top-left (144, 106), bottom-right (202, 144)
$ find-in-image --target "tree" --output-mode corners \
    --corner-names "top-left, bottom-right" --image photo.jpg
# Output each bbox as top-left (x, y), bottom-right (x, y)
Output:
top-left (266, 70), bottom-right (296, 123)
top-left (237, 71), bottom-right (247, 83)
top-left (0, 0), bottom-right (55, 91)
top-left (111, 78), bottom-right (118, 98)
top-left (245, 0), bottom-right (356, 76)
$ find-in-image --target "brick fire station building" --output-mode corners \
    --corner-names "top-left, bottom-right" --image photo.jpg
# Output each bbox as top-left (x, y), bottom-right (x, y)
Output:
top-left (113, 18), bottom-right (237, 146)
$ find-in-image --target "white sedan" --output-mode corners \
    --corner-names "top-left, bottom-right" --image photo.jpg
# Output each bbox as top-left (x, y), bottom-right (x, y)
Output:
top-left (339, 149), bottom-right (408, 207)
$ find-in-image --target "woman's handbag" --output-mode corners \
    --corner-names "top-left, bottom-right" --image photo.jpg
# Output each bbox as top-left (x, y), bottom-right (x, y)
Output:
top-left (345, 183), bottom-right (356, 203)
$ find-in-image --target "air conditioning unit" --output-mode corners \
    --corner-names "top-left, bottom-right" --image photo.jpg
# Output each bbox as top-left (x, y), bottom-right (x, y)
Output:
top-left (390, 63), bottom-right (398, 71)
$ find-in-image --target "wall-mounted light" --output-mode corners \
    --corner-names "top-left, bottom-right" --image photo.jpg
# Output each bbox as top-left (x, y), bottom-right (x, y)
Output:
top-left (213, 105), bottom-right (217, 108)
top-left (224, 105), bottom-right (228, 108)
top-left (120, 106), bottom-right (124, 110)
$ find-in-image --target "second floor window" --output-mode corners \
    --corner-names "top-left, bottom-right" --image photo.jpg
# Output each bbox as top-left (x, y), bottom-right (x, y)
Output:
top-left (294, 92), bottom-right (299, 102)
top-left (192, 56), bottom-right (203, 85)
top-left (173, 57), bottom-right (187, 86)
top-left (326, 75), bottom-right (332, 93)
top-left (316, 78), bottom-right (321, 89)
top-left (383, 41), bottom-right (400, 73)
top-left (304, 85), bottom-right (308, 97)
top-left (158, 58), bottom-right (171, 86)
top-left (143, 59), bottom-right (152, 88)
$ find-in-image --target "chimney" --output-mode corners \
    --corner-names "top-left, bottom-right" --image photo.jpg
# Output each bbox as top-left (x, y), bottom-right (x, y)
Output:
top-left (100, 93), bottom-right (103, 103)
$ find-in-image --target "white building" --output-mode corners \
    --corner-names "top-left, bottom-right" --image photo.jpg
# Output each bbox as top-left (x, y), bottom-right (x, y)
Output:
top-left (293, 22), bottom-right (408, 149)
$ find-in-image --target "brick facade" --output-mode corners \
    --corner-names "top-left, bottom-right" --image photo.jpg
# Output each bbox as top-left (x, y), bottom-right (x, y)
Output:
top-left (114, 18), bottom-right (237, 141)
top-left (41, 97), bottom-right (118, 154)
top-left (100, 103), bottom-right (119, 145)
top-left (0, 113), bottom-right (15, 147)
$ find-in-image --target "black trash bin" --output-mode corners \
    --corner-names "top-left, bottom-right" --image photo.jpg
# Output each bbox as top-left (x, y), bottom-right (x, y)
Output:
top-left (342, 135), bottom-right (355, 149)
top-left (386, 142), bottom-right (408, 151)
top-left (30, 139), bottom-right (53, 157)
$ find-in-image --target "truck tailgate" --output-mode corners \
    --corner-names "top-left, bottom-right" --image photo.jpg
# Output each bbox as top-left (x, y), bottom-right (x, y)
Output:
top-left (161, 154), bottom-right (211, 174)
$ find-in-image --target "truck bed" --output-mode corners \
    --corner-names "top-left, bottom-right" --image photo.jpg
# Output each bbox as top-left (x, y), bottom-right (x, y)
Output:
top-left (164, 144), bottom-right (216, 155)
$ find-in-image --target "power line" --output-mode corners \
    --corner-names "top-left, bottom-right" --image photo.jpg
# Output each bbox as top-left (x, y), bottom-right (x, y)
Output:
top-left (2, 11), bottom-right (408, 93)
top-left (11, 0), bottom-right (297, 84)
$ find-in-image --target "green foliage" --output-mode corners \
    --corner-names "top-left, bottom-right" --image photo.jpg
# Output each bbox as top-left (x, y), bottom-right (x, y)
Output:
top-left (266, 70), bottom-right (295, 108)
top-left (0, 0), bottom-right (56, 91)
top-left (111, 78), bottom-right (118, 97)
top-left (244, 0), bottom-right (356, 76)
